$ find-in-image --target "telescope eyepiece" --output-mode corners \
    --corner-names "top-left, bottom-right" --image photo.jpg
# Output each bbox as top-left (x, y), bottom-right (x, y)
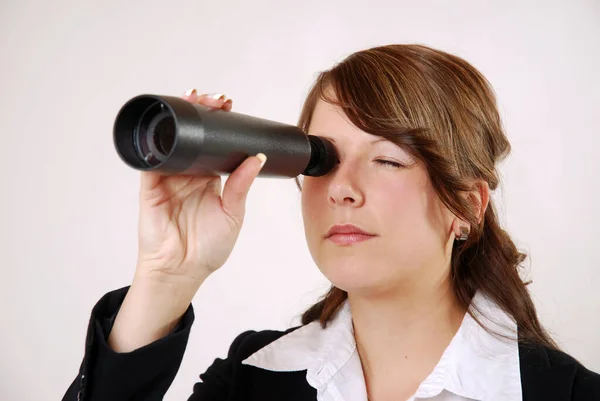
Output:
top-left (134, 101), bottom-right (176, 167)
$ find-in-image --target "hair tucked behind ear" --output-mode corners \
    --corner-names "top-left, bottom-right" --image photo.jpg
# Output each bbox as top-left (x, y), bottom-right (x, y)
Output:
top-left (297, 44), bottom-right (560, 351)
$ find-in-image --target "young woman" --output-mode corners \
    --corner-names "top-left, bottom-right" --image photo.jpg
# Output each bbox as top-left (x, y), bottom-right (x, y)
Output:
top-left (63, 44), bottom-right (600, 401)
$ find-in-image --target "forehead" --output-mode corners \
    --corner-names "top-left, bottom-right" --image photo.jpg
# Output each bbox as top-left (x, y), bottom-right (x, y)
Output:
top-left (308, 98), bottom-right (373, 144)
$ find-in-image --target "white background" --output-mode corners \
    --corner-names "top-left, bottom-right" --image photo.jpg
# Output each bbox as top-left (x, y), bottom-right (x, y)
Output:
top-left (1, 0), bottom-right (598, 399)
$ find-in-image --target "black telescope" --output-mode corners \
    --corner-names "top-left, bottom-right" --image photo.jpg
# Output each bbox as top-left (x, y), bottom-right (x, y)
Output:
top-left (113, 94), bottom-right (338, 178)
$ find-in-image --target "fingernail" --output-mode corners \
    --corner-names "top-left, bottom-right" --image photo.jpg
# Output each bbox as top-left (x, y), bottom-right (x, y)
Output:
top-left (184, 88), bottom-right (197, 97)
top-left (207, 93), bottom-right (226, 100)
top-left (256, 153), bottom-right (267, 168)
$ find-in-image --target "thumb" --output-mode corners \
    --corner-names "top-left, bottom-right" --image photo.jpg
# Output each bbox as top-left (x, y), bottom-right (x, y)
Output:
top-left (221, 153), bottom-right (267, 222)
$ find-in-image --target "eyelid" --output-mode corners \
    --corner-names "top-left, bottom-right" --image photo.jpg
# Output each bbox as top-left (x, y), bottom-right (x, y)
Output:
top-left (375, 159), bottom-right (405, 168)
top-left (334, 157), bottom-right (407, 165)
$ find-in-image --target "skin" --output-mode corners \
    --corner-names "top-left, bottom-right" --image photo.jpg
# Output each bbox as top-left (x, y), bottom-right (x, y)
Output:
top-left (301, 97), bottom-right (490, 400)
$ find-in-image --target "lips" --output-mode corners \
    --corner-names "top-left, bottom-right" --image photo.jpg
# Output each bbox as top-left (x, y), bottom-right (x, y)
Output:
top-left (325, 224), bottom-right (375, 238)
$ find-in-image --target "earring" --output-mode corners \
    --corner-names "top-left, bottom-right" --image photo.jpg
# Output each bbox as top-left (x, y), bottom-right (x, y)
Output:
top-left (456, 226), bottom-right (469, 241)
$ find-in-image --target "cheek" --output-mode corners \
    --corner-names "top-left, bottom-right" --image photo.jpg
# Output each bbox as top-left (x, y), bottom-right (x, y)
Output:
top-left (372, 178), bottom-right (424, 224)
top-left (373, 174), bottom-right (448, 255)
top-left (301, 178), bottom-right (324, 216)
top-left (300, 179), bottom-right (324, 239)
top-left (398, 181), bottom-right (450, 252)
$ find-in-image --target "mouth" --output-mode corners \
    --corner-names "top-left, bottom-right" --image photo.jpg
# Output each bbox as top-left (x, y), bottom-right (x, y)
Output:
top-left (326, 232), bottom-right (376, 245)
top-left (324, 224), bottom-right (377, 245)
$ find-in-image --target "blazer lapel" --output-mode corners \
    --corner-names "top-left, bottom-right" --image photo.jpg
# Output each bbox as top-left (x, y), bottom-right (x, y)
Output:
top-left (519, 343), bottom-right (577, 401)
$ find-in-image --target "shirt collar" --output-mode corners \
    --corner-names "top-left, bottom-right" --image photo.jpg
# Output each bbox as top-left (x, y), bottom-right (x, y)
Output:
top-left (242, 291), bottom-right (522, 401)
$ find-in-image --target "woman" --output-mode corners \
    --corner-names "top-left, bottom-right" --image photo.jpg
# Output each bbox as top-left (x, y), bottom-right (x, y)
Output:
top-left (63, 44), bottom-right (600, 401)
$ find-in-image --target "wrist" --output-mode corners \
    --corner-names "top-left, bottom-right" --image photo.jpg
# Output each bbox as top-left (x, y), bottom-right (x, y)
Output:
top-left (129, 273), bottom-right (201, 314)
top-left (108, 275), bottom-right (200, 352)
top-left (133, 264), bottom-right (210, 292)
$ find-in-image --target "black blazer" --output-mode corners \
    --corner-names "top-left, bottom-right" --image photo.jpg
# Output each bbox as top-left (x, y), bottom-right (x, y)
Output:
top-left (63, 286), bottom-right (600, 401)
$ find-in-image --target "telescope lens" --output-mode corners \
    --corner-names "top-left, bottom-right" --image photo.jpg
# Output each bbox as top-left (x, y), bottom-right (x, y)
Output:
top-left (134, 101), bottom-right (176, 166)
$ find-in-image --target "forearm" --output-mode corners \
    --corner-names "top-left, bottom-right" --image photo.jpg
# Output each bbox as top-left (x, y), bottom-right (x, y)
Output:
top-left (108, 273), bottom-right (206, 352)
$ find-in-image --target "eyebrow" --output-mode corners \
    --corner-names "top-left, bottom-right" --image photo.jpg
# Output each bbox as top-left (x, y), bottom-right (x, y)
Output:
top-left (318, 135), bottom-right (389, 145)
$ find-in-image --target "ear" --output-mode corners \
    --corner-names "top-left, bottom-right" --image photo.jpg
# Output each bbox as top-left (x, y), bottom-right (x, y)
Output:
top-left (452, 179), bottom-right (490, 238)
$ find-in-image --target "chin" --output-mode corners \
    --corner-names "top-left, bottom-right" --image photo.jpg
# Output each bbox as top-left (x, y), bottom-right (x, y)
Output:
top-left (317, 255), bottom-right (385, 293)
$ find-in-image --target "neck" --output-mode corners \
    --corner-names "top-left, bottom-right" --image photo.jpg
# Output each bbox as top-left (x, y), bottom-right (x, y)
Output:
top-left (348, 268), bottom-right (467, 396)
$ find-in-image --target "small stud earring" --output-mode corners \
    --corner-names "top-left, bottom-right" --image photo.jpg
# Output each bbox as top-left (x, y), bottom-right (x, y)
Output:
top-left (456, 226), bottom-right (469, 241)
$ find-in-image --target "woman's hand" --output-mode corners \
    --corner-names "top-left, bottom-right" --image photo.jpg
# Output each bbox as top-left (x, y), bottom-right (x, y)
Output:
top-left (134, 90), bottom-right (266, 288)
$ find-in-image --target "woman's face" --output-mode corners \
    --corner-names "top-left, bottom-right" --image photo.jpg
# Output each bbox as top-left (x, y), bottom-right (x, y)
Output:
top-left (301, 98), bottom-right (456, 296)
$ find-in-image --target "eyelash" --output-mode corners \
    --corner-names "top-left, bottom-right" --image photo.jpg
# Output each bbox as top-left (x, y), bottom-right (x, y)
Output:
top-left (335, 159), bottom-right (404, 168)
top-left (375, 159), bottom-right (404, 168)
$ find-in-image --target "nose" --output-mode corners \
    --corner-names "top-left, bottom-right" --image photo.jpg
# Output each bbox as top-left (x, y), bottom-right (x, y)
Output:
top-left (327, 162), bottom-right (365, 207)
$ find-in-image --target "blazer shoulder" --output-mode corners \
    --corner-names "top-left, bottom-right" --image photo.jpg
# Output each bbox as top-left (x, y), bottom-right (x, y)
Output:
top-left (545, 347), bottom-right (600, 399)
top-left (227, 325), bottom-right (303, 361)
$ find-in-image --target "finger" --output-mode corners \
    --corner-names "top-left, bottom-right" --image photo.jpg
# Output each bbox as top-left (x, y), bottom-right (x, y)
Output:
top-left (140, 171), bottom-right (163, 193)
top-left (182, 88), bottom-right (198, 103)
top-left (182, 89), bottom-right (231, 110)
top-left (222, 98), bottom-right (233, 112)
top-left (197, 93), bottom-right (228, 109)
top-left (207, 176), bottom-right (222, 197)
top-left (221, 153), bottom-right (267, 222)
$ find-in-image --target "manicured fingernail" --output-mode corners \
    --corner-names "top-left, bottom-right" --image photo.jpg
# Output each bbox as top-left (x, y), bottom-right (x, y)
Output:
top-left (207, 93), bottom-right (226, 100)
top-left (256, 153), bottom-right (267, 168)
top-left (184, 88), bottom-right (197, 97)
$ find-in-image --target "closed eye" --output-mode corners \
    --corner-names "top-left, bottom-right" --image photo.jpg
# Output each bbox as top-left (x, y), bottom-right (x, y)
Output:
top-left (375, 159), bottom-right (404, 168)
top-left (333, 159), bottom-right (406, 169)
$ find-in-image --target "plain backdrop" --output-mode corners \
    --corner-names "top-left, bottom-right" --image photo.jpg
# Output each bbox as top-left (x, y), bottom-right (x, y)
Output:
top-left (1, 0), bottom-right (599, 399)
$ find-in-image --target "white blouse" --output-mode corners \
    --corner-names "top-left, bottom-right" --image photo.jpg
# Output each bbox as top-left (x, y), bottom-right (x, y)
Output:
top-left (242, 291), bottom-right (523, 401)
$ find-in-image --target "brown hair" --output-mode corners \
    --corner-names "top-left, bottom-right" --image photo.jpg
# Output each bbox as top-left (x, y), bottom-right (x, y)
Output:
top-left (296, 44), bottom-right (559, 350)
